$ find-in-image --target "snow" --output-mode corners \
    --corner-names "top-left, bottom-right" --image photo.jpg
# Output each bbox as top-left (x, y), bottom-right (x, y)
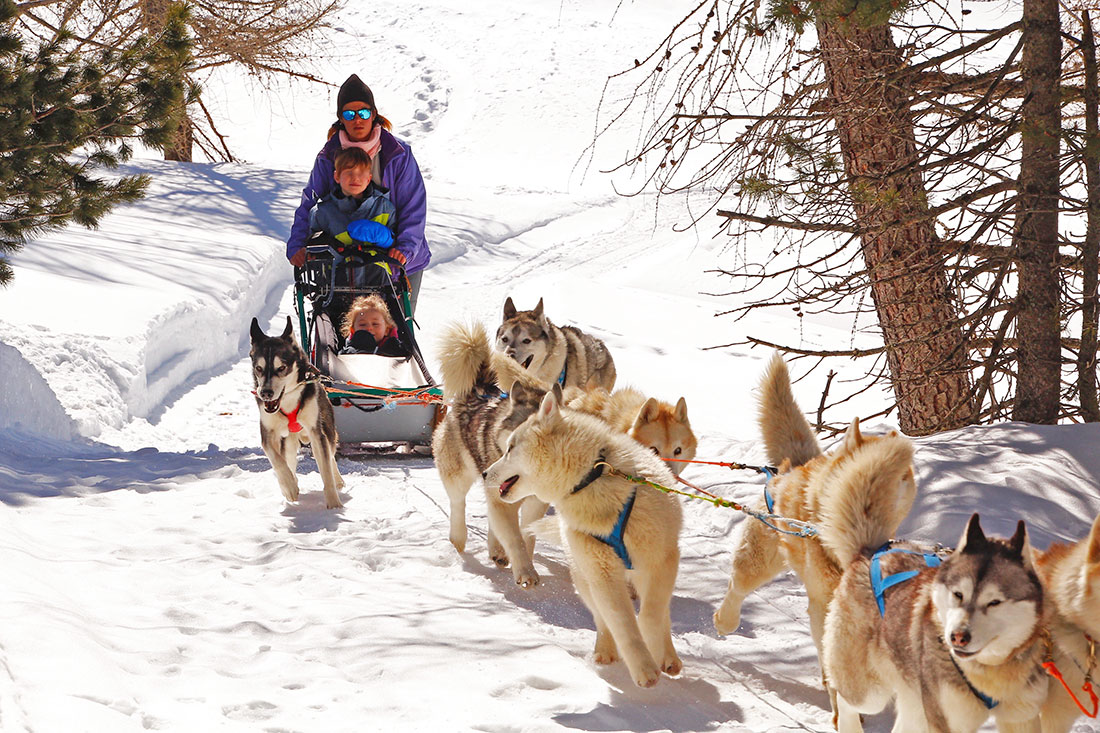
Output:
top-left (1, 1), bottom-right (1098, 731)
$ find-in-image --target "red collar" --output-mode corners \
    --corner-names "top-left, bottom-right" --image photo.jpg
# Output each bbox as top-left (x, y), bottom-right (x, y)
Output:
top-left (282, 401), bottom-right (303, 433)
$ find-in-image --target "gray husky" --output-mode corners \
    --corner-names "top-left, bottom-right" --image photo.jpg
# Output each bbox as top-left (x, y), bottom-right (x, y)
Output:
top-left (250, 316), bottom-right (344, 509)
top-left (823, 512), bottom-right (1049, 733)
top-left (432, 321), bottom-right (551, 587)
top-left (495, 297), bottom-right (616, 391)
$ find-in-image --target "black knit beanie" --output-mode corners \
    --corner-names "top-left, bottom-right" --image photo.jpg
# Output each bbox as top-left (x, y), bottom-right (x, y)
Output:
top-left (336, 74), bottom-right (375, 117)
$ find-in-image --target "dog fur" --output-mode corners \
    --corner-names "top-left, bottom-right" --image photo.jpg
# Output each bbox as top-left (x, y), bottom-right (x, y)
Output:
top-left (564, 386), bottom-right (698, 476)
top-left (249, 316), bottom-right (344, 509)
top-left (712, 353), bottom-right (917, 719)
top-left (483, 389), bottom-right (683, 687)
top-left (1034, 512), bottom-right (1100, 732)
top-left (823, 513), bottom-right (1050, 733)
top-left (495, 297), bottom-right (616, 391)
top-left (431, 321), bottom-right (551, 587)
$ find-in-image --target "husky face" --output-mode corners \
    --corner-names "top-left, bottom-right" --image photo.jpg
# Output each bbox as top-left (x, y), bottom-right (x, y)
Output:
top-left (495, 297), bottom-right (553, 372)
top-left (933, 515), bottom-right (1043, 665)
top-left (250, 317), bottom-right (305, 413)
top-left (485, 388), bottom-right (595, 505)
top-left (631, 397), bottom-right (697, 476)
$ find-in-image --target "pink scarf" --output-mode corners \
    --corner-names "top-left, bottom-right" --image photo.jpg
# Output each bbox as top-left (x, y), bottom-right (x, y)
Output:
top-left (339, 126), bottom-right (382, 159)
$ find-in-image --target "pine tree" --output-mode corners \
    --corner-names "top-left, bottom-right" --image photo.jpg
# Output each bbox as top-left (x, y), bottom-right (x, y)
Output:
top-left (0, 0), bottom-right (191, 286)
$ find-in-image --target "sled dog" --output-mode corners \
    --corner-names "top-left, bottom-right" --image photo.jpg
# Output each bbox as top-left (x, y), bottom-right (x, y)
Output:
top-left (823, 513), bottom-right (1049, 733)
top-left (495, 297), bottom-right (616, 391)
top-left (565, 386), bottom-right (698, 475)
top-left (713, 354), bottom-right (916, 647)
top-left (250, 316), bottom-right (344, 509)
top-left (431, 321), bottom-right (551, 587)
top-left (484, 389), bottom-right (683, 688)
top-left (1034, 512), bottom-right (1100, 732)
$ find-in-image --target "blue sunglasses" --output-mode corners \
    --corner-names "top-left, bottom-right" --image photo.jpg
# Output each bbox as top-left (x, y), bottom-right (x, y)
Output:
top-left (340, 108), bottom-right (373, 121)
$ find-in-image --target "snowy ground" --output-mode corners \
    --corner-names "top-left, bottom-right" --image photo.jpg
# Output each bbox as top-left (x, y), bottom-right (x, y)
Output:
top-left (2, 1), bottom-right (1099, 731)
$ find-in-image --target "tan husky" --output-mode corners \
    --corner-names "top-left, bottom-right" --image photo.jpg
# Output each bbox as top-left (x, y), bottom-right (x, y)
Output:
top-left (713, 353), bottom-right (917, 716)
top-left (484, 388), bottom-right (683, 687)
top-left (1034, 512), bottom-right (1100, 732)
top-left (564, 386), bottom-right (698, 475)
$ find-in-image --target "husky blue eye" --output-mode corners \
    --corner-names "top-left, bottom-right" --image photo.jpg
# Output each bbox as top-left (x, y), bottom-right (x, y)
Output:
top-left (340, 109), bottom-right (373, 121)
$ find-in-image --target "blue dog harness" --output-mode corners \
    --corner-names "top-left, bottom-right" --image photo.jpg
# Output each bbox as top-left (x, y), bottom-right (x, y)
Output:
top-left (869, 543), bottom-right (942, 616)
top-left (570, 455), bottom-right (636, 570)
top-left (869, 543), bottom-right (998, 711)
top-left (591, 489), bottom-right (637, 570)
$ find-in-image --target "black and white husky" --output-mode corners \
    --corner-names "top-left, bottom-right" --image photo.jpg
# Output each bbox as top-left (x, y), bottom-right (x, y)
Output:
top-left (250, 316), bottom-right (344, 509)
top-left (822, 511), bottom-right (1049, 732)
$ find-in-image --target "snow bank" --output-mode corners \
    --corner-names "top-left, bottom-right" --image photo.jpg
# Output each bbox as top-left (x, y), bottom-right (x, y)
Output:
top-left (0, 341), bottom-right (74, 440)
top-left (0, 161), bottom-right (302, 438)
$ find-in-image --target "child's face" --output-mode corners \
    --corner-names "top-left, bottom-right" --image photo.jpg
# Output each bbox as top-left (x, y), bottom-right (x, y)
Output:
top-left (353, 308), bottom-right (389, 341)
top-left (335, 163), bottom-right (371, 197)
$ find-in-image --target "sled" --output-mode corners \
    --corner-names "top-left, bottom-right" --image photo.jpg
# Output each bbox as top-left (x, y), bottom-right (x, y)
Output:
top-left (293, 238), bottom-right (442, 452)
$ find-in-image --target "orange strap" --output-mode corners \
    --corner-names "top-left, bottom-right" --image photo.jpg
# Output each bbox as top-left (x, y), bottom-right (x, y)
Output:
top-left (1042, 661), bottom-right (1099, 718)
top-left (325, 381), bottom-right (443, 405)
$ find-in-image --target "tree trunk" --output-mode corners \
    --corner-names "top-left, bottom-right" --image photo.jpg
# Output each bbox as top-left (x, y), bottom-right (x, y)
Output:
top-left (1079, 10), bottom-right (1100, 422)
top-left (164, 116), bottom-right (193, 162)
top-left (816, 16), bottom-right (976, 435)
top-left (1012, 0), bottom-right (1062, 423)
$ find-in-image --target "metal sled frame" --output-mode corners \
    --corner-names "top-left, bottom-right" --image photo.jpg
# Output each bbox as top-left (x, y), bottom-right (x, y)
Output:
top-left (293, 241), bottom-right (443, 449)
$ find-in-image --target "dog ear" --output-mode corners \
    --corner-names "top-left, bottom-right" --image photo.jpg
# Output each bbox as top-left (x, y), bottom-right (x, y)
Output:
top-left (957, 513), bottom-right (987, 554)
top-left (533, 298), bottom-right (544, 318)
top-left (551, 382), bottom-right (563, 403)
top-left (538, 388), bottom-right (560, 422)
top-left (280, 316), bottom-right (294, 341)
top-left (509, 382), bottom-right (527, 403)
top-left (674, 396), bottom-right (689, 423)
top-left (250, 317), bottom-right (265, 343)
top-left (1008, 520), bottom-right (1033, 566)
top-left (636, 397), bottom-right (661, 426)
top-left (1087, 513), bottom-right (1100, 568)
top-left (841, 417), bottom-right (863, 452)
top-left (503, 297), bottom-right (517, 320)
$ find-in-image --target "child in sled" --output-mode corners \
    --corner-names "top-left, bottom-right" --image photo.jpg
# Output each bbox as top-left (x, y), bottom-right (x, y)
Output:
top-left (339, 294), bottom-right (406, 357)
top-left (308, 146), bottom-right (405, 348)
top-left (309, 145), bottom-right (400, 263)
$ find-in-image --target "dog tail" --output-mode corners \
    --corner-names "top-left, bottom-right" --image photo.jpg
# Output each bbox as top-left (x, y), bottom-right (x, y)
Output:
top-left (818, 434), bottom-right (917, 566)
top-left (757, 353), bottom-right (821, 467)
top-left (438, 321), bottom-right (497, 401)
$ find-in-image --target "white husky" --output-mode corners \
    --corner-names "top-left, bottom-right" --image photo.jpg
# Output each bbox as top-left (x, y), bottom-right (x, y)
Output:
top-left (483, 388), bottom-right (683, 687)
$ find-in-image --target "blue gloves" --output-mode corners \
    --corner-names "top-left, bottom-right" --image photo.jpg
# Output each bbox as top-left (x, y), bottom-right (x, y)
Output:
top-left (346, 219), bottom-right (393, 248)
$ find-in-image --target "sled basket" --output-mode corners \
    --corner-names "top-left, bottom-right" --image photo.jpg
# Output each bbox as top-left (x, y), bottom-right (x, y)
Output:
top-left (293, 238), bottom-right (442, 449)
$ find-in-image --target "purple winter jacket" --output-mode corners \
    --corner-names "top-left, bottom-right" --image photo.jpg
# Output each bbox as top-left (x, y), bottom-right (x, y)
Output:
top-left (286, 129), bottom-right (431, 274)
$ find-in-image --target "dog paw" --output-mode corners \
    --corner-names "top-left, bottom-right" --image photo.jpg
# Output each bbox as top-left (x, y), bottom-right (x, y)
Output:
top-left (281, 486), bottom-right (300, 502)
top-left (593, 633), bottom-right (618, 664)
top-left (660, 654), bottom-right (683, 677)
top-left (514, 567), bottom-right (539, 589)
top-left (490, 550), bottom-right (510, 568)
top-left (713, 601), bottom-right (743, 636)
top-left (449, 531), bottom-right (467, 554)
top-left (632, 664), bottom-right (661, 688)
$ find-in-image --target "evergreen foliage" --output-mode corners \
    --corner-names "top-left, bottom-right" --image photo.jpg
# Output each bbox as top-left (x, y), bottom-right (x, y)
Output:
top-left (0, 0), bottom-right (191, 285)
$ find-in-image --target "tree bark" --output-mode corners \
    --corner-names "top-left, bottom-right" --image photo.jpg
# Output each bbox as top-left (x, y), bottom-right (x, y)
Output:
top-left (1012, 0), bottom-right (1062, 423)
top-left (1079, 11), bottom-right (1100, 421)
top-left (164, 116), bottom-right (193, 162)
top-left (815, 16), bottom-right (976, 435)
